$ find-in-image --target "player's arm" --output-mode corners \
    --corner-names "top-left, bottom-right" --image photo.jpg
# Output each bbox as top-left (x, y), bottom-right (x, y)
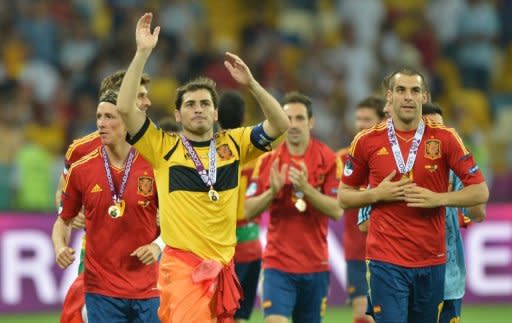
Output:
top-left (55, 173), bottom-right (65, 209)
top-left (224, 52), bottom-right (289, 138)
top-left (52, 216), bottom-right (75, 269)
top-left (245, 158), bottom-right (286, 220)
top-left (117, 13), bottom-right (160, 136)
top-left (338, 170), bottom-right (413, 209)
top-left (465, 203), bottom-right (486, 222)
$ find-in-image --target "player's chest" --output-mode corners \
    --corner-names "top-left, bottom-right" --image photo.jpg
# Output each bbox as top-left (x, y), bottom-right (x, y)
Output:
top-left (367, 136), bottom-right (448, 184)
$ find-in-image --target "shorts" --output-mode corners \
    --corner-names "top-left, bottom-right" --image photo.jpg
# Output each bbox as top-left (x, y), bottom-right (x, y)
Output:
top-left (439, 298), bottom-right (462, 323)
top-left (368, 260), bottom-right (445, 323)
top-left (234, 259), bottom-right (261, 319)
top-left (262, 268), bottom-right (329, 323)
top-left (85, 293), bottom-right (159, 323)
top-left (346, 260), bottom-right (369, 302)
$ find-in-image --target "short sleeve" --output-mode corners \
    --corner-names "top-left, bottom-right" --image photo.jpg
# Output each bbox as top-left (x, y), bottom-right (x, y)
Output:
top-left (444, 129), bottom-right (485, 187)
top-left (341, 136), bottom-right (370, 188)
top-left (59, 167), bottom-right (83, 221)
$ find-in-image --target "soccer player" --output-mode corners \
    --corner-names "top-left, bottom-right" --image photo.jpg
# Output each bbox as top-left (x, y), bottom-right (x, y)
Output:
top-left (52, 90), bottom-right (161, 323)
top-left (246, 91), bottom-right (342, 323)
top-left (338, 96), bottom-right (385, 323)
top-left (422, 103), bottom-right (487, 323)
top-left (216, 91), bottom-right (262, 323)
top-left (116, 13), bottom-right (289, 322)
top-left (56, 71), bottom-right (153, 323)
top-left (338, 68), bottom-right (489, 323)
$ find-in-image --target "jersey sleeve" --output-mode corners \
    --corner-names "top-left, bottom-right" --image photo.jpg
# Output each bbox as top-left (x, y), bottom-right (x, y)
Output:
top-left (227, 126), bottom-right (272, 165)
top-left (341, 136), bottom-right (369, 188)
top-left (59, 166), bottom-right (84, 221)
top-left (444, 128), bottom-right (485, 186)
top-left (322, 154), bottom-right (343, 198)
top-left (126, 117), bottom-right (179, 169)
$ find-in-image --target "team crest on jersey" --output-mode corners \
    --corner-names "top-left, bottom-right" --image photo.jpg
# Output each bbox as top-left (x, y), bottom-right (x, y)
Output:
top-left (216, 144), bottom-right (234, 161)
top-left (425, 139), bottom-right (441, 160)
top-left (137, 176), bottom-right (154, 196)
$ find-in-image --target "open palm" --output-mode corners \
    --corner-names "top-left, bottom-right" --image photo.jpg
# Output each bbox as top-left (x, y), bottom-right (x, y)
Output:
top-left (224, 52), bottom-right (254, 86)
top-left (136, 13), bottom-right (160, 53)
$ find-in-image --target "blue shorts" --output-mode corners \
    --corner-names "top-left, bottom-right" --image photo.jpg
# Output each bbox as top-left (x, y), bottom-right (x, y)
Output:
top-left (346, 260), bottom-right (369, 302)
top-left (85, 293), bottom-right (160, 323)
top-left (234, 259), bottom-right (262, 319)
top-left (439, 299), bottom-right (462, 323)
top-left (262, 268), bottom-right (329, 323)
top-left (368, 260), bottom-right (445, 323)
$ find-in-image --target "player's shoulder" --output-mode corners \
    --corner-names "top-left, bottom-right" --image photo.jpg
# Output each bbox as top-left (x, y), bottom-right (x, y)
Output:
top-left (424, 118), bottom-right (461, 138)
top-left (337, 146), bottom-right (350, 158)
top-left (68, 147), bottom-right (101, 174)
top-left (350, 122), bottom-right (387, 153)
top-left (65, 131), bottom-right (101, 160)
top-left (311, 137), bottom-right (336, 158)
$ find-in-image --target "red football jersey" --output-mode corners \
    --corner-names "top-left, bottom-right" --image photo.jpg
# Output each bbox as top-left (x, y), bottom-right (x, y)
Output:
top-left (234, 160), bottom-right (262, 263)
top-left (256, 139), bottom-right (341, 273)
top-left (342, 119), bottom-right (485, 267)
top-left (64, 131), bottom-right (102, 172)
top-left (60, 147), bottom-right (159, 298)
top-left (338, 148), bottom-right (367, 261)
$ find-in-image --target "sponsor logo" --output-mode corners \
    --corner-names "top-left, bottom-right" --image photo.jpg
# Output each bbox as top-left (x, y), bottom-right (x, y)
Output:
top-left (377, 147), bottom-right (389, 155)
top-left (90, 184), bottom-right (102, 193)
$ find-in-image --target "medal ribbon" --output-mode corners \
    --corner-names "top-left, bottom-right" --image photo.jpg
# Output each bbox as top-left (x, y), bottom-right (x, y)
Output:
top-left (386, 118), bottom-right (425, 175)
top-left (101, 146), bottom-right (135, 204)
top-left (181, 135), bottom-right (217, 189)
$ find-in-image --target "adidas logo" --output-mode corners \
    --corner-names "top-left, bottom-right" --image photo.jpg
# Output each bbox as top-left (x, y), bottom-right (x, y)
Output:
top-left (91, 184), bottom-right (102, 193)
top-left (377, 147), bottom-right (389, 155)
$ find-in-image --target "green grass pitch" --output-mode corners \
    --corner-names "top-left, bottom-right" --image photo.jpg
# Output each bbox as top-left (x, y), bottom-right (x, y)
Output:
top-left (1, 304), bottom-right (510, 322)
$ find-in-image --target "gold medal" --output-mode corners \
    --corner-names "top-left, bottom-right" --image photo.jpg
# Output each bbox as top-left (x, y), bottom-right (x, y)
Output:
top-left (108, 200), bottom-right (125, 218)
top-left (208, 188), bottom-right (220, 202)
top-left (295, 198), bottom-right (307, 212)
top-left (108, 204), bottom-right (121, 218)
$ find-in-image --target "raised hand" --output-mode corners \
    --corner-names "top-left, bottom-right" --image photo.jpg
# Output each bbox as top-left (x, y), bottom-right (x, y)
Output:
top-left (404, 186), bottom-right (441, 208)
top-left (135, 13), bottom-right (160, 55)
top-left (131, 243), bottom-right (161, 265)
top-left (55, 246), bottom-right (75, 269)
top-left (373, 170), bottom-right (416, 202)
top-left (224, 52), bottom-right (255, 86)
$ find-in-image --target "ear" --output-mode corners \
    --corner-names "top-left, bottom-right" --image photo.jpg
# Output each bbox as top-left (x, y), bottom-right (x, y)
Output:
top-left (174, 109), bottom-right (181, 122)
top-left (422, 91), bottom-right (428, 104)
top-left (386, 89), bottom-right (392, 104)
top-left (309, 116), bottom-right (315, 129)
top-left (213, 108), bottom-right (218, 122)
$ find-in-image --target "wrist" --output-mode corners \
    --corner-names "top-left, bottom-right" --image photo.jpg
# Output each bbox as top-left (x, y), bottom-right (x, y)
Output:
top-left (152, 236), bottom-right (165, 254)
top-left (135, 50), bottom-right (151, 60)
top-left (368, 187), bottom-right (380, 204)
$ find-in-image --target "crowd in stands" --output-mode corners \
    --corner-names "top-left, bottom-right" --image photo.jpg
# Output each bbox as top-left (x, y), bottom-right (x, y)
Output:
top-left (1, 0), bottom-right (511, 211)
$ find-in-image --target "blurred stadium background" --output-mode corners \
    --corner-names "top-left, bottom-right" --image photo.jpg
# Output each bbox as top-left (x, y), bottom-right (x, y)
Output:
top-left (0, 0), bottom-right (511, 322)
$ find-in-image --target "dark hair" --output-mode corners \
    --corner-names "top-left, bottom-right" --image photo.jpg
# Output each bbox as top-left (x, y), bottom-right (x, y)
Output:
top-left (99, 89), bottom-right (118, 105)
top-left (356, 96), bottom-right (386, 120)
top-left (381, 73), bottom-right (393, 95)
top-left (175, 77), bottom-right (218, 110)
top-left (282, 91), bottom-right (313, 119)
top-left (157, 116), bottom-right (180, 132)
top-left (422, 102), bottom-right (443, 116)
top-left (99, 70), bottom-right (151, 96)
top-left (217, 91), bottom-right (245, 129)
top-left (388, 67), bottom-right (429, 92)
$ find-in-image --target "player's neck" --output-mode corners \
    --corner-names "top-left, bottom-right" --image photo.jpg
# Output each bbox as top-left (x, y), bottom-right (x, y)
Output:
top-left (182, 129), bottom-right (213, 142)
top-left (104, 141), bottom-right (132, 168)
top-left (286, 139), bottom-right (309, 156)
top-left (392, 116), bottom-right (420, 132)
